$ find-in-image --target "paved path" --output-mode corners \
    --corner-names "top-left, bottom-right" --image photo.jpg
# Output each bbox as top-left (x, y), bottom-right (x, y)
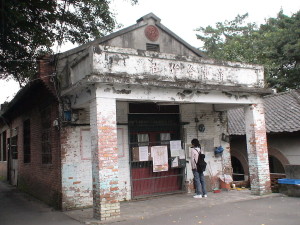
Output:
top-left (112, 196), bottom-right (300, 225)
top-left (0, 181), bottom-right (81, 225)
top-left (2, 180), bottom-right (299, 225)
top-left (65, 188), bottom-right (292, 224)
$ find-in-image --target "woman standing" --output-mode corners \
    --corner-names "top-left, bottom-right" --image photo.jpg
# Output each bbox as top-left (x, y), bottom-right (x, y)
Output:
top-left (191, 138), bottom-right (207, 198)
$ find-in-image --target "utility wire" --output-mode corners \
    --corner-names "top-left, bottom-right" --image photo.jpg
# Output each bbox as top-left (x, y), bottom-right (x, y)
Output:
top-left (53, 0), bottom-right (69, 128)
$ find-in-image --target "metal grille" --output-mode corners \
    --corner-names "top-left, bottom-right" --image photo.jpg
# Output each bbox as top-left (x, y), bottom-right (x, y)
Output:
top-left (23, 119), bottom-right (31, 163)
top-left (41, 107), bottom-right (52, 164)
top-left (41, 129), bottom-right (52, 164)
top-left (129, 114), bottom-right (186, 198)
top-left (11, 135), bottom-right (18, 160)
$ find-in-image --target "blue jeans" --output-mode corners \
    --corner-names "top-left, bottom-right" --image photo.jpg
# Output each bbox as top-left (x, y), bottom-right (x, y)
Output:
top-left (193, 169), bottom-right (207, 195)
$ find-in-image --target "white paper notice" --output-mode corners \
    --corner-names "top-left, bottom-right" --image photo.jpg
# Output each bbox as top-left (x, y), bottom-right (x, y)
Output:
top-left (170, 149), bottom-right (180, 157)
top-left (151, 146), bottom-right (168, 172)
top-left (172, 157), bottom-right (179, 167)
top-left (179, 149), bottom-right (186, 159)
top-left (170, 140), bottom-right (181, 150)
top-left (170, 140), bottom-right (181, 157)
top-left (139, 146), bottom-right (149, 161)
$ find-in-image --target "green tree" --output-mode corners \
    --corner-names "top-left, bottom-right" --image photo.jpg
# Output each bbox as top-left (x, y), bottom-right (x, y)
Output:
top-left (196, 11), bottom-right (300, 92)
top-left (0, 0), bottom-right (137, 85)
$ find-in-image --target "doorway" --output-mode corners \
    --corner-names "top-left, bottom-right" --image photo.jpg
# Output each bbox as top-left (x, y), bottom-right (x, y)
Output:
top-left (128, 103), bottom-right (185, 198)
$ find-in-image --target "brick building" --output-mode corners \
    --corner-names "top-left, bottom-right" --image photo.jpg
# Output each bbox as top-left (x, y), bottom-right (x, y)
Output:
top-left (228, 90), bottom-right (300, 190)
top-left (0, 78), bottom-right (61, 206)
top-left (0, 13), bottom-right (272, 221)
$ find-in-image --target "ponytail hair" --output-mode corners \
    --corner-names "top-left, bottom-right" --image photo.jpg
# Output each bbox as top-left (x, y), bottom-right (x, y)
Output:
top-left (191, 138), bottom-right (201, 148)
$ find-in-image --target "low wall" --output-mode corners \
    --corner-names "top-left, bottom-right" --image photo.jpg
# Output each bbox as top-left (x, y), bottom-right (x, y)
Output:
top-left (285, 165), bottom-right (300, 179)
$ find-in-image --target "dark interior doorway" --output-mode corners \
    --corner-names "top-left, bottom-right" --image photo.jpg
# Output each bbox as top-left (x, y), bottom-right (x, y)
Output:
top-left (269, 155), bottom-right (285, 174)
top-left (231, 156), bottom-right (245, 181)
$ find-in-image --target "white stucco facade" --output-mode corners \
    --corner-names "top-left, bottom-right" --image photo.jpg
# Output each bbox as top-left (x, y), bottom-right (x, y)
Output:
top-left (57, 13), bottom-right (271, 221)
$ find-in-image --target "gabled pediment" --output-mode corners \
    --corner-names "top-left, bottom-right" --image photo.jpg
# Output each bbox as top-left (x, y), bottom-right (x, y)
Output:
top-left (59, 13), bottom-right (205, 59)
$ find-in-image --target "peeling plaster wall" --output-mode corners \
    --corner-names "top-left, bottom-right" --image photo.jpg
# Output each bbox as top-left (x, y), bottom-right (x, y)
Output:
top-left (61, 126), bottom-right (93, 210)
top-left (69, 83), bottom-right (262, 109)
top-left (180, 104), bottom-right (231, 191)
top-left (116, 102), bottom-right (131, 201)
top-left (91, 46), bottom-right (264, 90)
top-left (60, 101), bottom-right (233, 209)
top-left (61, 101), bottom-right (131, 210)
top-left (60, 45), bottom-right (266, 93)
top-left (58, 50), bottom-right (90, 89)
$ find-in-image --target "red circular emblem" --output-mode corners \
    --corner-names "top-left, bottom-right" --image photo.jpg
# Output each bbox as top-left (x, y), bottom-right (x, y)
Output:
top-left (144, 25), bottom-right (159, 42)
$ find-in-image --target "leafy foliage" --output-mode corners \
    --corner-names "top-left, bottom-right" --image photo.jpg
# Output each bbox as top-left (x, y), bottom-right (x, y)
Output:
top-left (0, 0), bottom-right (137, 85)
top-left (196, 11), bottom-right (300, 92)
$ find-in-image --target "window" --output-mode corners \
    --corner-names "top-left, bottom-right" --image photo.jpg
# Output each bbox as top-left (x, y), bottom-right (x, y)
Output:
top-left (23, 119), bottom-right (31, 163)
top-left (0, 131), bottom-right (7, 161)
top-left (11, 133), bottom-right (18, 160)
top-left (160, 133), bottom-right (171, 145)
top-left (137, 134), bottom-right (149, 146)
top-left (41, 107), bottom-right (52, 164)
top-left (2, 131), bottom-right (6, 161)
top-left (146, 43), bottom-right (160, 52)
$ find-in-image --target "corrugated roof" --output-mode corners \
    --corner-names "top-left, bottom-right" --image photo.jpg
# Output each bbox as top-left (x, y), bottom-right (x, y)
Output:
top-left (228, 90), bottom-right (300, 135)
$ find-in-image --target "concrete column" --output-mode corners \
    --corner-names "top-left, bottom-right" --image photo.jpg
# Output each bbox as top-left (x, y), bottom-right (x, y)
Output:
top-left (244, 103), bottom-right (271, 195)
top-left (90, 95), bottom-right (120, 220)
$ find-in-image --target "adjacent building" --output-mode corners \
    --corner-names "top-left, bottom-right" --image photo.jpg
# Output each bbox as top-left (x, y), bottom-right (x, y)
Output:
top-left (228, 90), bottom-right (300, 190)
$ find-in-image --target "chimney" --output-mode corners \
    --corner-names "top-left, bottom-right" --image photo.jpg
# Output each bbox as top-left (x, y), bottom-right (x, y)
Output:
top-left (37, 55), bottom-right (57, 96)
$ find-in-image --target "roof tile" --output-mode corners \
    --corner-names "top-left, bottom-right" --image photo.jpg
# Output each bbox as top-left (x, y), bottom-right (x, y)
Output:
top-left (228, 90), bottom-right (300, 135)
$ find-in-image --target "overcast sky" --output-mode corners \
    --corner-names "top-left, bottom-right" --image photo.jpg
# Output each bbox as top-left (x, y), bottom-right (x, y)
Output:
top-left (1, 0), bottom-right (299, 104)
top-left (111, 0), bottom-right (299, 48)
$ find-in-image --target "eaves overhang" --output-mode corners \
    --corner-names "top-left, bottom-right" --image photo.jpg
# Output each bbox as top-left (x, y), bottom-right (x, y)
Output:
top-left (0, 80), bottom-right (57, 121)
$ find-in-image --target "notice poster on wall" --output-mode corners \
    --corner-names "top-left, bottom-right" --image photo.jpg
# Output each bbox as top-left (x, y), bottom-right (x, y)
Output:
top-left (132, 147), bottom-right (150, 161)
top-left (171, 156), bottom-right (179, 168)
top-left (170, 140), bottom-right (181, 157)
top-left (139, 146), bottom-right (149, 161)
top-left (151, 146), bottom-right (168, 172)
top-left (179, 149), bottom-right (186, 159)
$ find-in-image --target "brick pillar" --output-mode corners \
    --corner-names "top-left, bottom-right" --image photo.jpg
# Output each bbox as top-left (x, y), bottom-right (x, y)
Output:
top-left (90, 96), bottom-right (120, 220)
top-left (244, 103), bottom-right (271, 195)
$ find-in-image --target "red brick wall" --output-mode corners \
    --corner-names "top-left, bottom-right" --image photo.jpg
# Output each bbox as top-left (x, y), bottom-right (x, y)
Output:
top-left (13, 99), bottom-right (62, 208)
top-left (38, 55), bottom-right (57, 96)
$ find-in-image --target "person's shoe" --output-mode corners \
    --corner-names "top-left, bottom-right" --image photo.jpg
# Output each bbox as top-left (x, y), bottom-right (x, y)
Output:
top-left (193, 195), bottom-right (202, 199)
top-left (203, 194), bottom-right (207, 198)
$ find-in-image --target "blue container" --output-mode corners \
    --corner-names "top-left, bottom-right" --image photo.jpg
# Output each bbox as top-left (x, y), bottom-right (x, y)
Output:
top-left (278, 178), bottom-right (300, 185)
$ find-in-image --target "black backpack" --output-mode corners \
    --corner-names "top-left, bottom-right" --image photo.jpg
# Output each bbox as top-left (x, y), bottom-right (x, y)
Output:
top-left (194, 148), bottom-right (207, 172)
